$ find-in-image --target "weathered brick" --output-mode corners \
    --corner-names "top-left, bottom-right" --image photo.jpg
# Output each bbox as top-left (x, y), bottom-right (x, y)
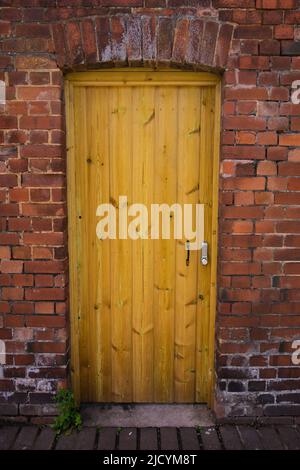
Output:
top-left (81, 19), bottom-right (97, 63)
top-left (65, 21), bottom-right (84, 65)
top-left (157, 17), bottom-right (174, 62)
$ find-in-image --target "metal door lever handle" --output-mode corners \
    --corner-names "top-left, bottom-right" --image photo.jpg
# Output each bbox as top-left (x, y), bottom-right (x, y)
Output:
top-left (201, 241), bottom-right (208, 266)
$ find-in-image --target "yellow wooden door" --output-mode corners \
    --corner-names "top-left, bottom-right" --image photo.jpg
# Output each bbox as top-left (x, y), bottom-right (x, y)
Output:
top-left (66, 70), bottom-right (220, 404)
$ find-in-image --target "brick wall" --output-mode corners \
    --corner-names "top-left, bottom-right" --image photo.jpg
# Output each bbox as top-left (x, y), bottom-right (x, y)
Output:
top-left (0, 0), bottom-right (299, 422)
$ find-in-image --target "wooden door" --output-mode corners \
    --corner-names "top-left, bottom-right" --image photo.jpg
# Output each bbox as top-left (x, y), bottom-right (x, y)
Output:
top-left (66, 70), bottom-right (220, 404)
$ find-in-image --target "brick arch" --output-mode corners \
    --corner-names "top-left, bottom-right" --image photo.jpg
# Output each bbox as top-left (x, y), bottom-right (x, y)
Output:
top-left (52, 15), bottom-right (233, 72)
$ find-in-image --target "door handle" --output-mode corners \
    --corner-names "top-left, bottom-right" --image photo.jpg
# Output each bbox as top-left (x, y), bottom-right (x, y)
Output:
top-left (201, 241), bottom-right (208, 266)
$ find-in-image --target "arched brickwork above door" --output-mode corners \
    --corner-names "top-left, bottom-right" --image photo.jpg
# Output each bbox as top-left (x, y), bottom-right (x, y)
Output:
top-left (52, 15), bottom-right (234, 72)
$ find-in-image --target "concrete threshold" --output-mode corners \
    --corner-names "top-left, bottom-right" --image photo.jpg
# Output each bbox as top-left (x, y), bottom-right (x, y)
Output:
top-left (81, 404), bottom-right (215, 428)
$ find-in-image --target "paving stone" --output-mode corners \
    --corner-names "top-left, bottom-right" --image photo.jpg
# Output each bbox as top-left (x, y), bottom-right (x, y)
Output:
top-left (12, 426), bottom-right (39, 450)
top-left (160, 427), bottom-right (179, 450)
top-left (140, 428), bottom-right (158, 450)
top-left (258, 426), bottom-right (283, 450)
top-left (219, 425), bottom-right (243, 450)
top-left (238, 426), bottom-right (263, 450)
top-left (200, 427), bottom-right (222, 450)
top-left (98, 427), bottom-right (117, 450)
top-left (0, 426), bottom-right (20, 450)
top-left (118, 427), bottom-right (137, 450)
top-left (56, 428), bottom-right (96, 450)
top-left (276, 426), bottom-right (300, 450)
top-left (33, 427), bottom-right (56, 450)
top-left (179, 427), bottom-right (200, 450)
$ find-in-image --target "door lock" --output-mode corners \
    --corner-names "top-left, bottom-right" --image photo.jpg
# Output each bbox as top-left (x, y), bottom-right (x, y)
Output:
top-left (201, 241), bottom-right (208, 266)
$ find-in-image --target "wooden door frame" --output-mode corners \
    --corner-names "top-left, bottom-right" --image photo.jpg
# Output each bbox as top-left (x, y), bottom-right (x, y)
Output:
top-left (65, 69), bottom-right (221, 407)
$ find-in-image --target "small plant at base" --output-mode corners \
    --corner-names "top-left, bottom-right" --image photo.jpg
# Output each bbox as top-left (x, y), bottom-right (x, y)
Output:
top-left (52, 389), bottom-right (82, 436)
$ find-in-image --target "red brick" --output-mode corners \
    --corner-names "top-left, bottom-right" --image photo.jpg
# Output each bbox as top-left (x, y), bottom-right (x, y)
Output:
top-left (16, 23), bottom-right (50, 38)
top-left (95, 16), bottom-right (111, 62)
top-left (239, 56), bottom-right (269, 70)
top-left (267, 147), bottom-right (288, 161)
top-left (214, 0), bottom-right (255, 6)
top-left (279, 135), bottom-right (300, 147)
top-left (267, 117), bottom-right (288, 132)
top-left (260, 0), bottom-right (297, 7)
top-left (65, 21), bottom-right (84, 65)
top-left (236, 101), bottom-right (257, 115)
top-left (22, 174), bottom-right (64, 187)
top-left (126, 17), bottom-right (142, 63)
top-left (225, 87), bottom-right (268, 100)
top-left (291, 118), bottom-right (300, 132)
top-left (30, 189), bottom-right (50, 202)
top-left (157, 17), bottom-right (173, 62)
top-left (235, 191), bottom-right (254, 205)
top-left (274, 25), bottom-right (294, 40)
top-left (27, 342), bottom-right (66, 354)
top-left (0, 175), bottom-right (17, 188)
top-left (262, 10), bottom-right (282, 24)
top-left (24, 261), bottom-right (64, 274)
top-left (12, 274), bottom-right (33, 287)
top-left (15, 56), bottom-right (57, 69)
top-left (140, 15), bottom-right (156, 62)
top-left (240, 40), bottom-right (258, 55)
top-left (259, 40), bottom-right (280, 56)
top-left (0, 260), bottom-right (23, 274)
top-left (224, 116), bottom-right (266, 130)
top-left (17, 86), bottom-right (60, 101)
top-left (258, 72), bottom-right (278, 86)
top-left (2, 288), bottom-right (24, 301)
top-left (25, 288), bottom-right (65, 301)
top-left (267, 177), bottom-right (287, 191)
top-left (234, 25), bottom-right (272, 39)
top-left (26, 315), bottom-right (65, 328)
top-left (35, 302), bottom-right (55, 314)
top-left (81, 19), bottom-right (97, 63)
top-left (255, 192), bottom-right (274, 205)
top-left (257, 131), bottom-right (277, 145)
top-left (23, 233), bottom-right (63, 246)
top-left (257, 161), bottom-right (277, 175)
top-left (111, 16), bottom-right (126, 62)
top-left (0, 116), bottom-right (17, 129)
top-left (32, 247), bottom-right (53, 259)
top-left (172, 17), bottom-right (189, 63)
top-left (51, 22), bottom-right (66, 69)
top-left (223, 177), bottom-right (265, 190)
top-left (271, 56), bottom-right (291, 70)
top-left (215, 23), bottom-right (233, 68)
top-left (19, 116), bottom-right (61, 130)
top-left (236, 131), bottom-right (256, 145)
top-left (225, 146), bottom-right (266, 160)
top-left (35, 275), bottom-right (54, 287)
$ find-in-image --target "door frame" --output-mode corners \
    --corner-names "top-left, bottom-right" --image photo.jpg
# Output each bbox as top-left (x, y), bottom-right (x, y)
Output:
top-left (65, 69), bottom-right (221, 407)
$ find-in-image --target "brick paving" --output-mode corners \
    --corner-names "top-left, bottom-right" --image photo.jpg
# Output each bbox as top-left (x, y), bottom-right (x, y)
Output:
top-left (0, 424), bottom-right (300, 450)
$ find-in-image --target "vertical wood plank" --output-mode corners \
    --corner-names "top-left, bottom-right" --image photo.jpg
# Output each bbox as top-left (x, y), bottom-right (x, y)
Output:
top-left (207, 82), bottom-right (221, 405)
top-left (109, 86), bottom-right (133, 402)
top-left (97, 87), bottom-right (113, 401)
top-left (131, 86), bottom-right (155, 401)
top-left (174, 87), bottom-right (201, 402)
top-left (65, 81), bottom-right (81, 402)
top-left (196, 87), bottom-right (214, 402)
top-left (85, 87), bottom-right (113, 400)
top-left (153, 86), bottom-right (177, 402)
top-left (74, 86), bottom-right (91, 400)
